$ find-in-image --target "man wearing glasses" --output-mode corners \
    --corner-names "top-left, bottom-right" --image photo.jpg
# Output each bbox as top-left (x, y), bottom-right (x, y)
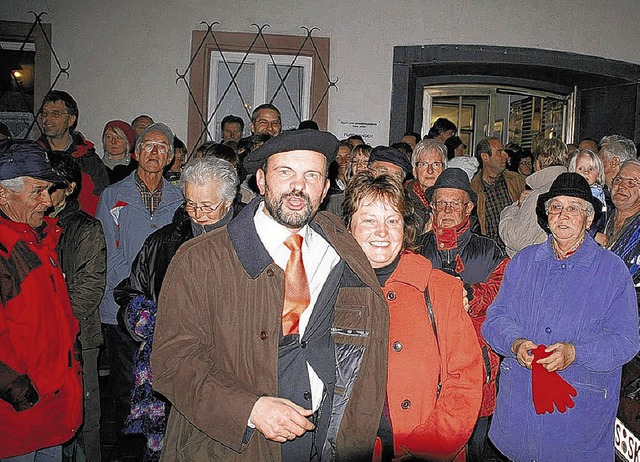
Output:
top-left (96, 122), bottom-right (183, 459)
top-left (418, 167), bottom-right (509, 462)
top-left (406, 139), bottom-right (448, 232)
top-left (37, 90), bottom-right (109, 216)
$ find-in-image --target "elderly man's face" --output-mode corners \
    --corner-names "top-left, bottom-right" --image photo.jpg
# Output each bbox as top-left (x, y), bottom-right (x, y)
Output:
top-left (612, 163), bottom-right (640, 213)
top-left (413, 148), bottom-right (445, 189)
top-left (432, 188), bottom-right (473, 229)
top-left (0, 177), bottom-right (53, 228)
top-left (547, 195), bottom-right (593, 245)
top-left (599, 147), bottom-right (621, 188)
top-left (256, 150), bottom-right (329, 232)
top-left (184, 181), bottom-right (230, 226)
top-left (136, 131), bottom-right (173, 175)
top-left (251, 109), bottom-right (281, 137)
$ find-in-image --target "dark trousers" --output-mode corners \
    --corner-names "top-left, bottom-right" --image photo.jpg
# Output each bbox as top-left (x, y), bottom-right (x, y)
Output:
top-left (63, 347), bottom-right (101, 462)
top-left (467, 415), bottom-right (490, 462)
top-left (102, 323), bottom-right (138, 432)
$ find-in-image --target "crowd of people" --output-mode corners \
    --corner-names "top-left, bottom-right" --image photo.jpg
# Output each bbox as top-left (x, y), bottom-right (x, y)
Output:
top-left (1, 90), bottom-right (639, 462)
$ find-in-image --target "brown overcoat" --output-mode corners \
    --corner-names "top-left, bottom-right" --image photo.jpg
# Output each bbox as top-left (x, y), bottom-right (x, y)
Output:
top-left (151, 200), bottom-right (389, 461)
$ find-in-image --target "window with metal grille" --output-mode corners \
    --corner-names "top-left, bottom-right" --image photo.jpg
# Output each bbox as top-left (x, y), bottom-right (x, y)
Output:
top-left (208, 51), bottom-right (312, 141)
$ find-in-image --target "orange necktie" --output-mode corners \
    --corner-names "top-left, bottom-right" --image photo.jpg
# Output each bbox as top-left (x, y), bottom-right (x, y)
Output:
top-left (281, 233), bottom-right (310, 336)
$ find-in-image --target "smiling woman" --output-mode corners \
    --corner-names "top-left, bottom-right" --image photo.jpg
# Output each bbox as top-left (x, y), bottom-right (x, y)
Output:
top-left (343, 171), bottom-right (483, 461)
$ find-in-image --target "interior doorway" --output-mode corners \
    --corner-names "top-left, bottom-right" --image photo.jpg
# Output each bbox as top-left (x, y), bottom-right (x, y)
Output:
top-left (390, 44), bottom-right (640, 147)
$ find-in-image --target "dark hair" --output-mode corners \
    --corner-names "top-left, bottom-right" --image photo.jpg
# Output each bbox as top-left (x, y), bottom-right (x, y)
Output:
top-left (49, 151), bottom-right (82, 201)
top-left (131, 114), bottom-right (154, 126)
top-left (475, 137), bottom-right (500, 168)
top-left (343, 171), bottom-right (418, 252)
top-left (221, 114), bottom-right (245, 132)
top-left (427, 118), bottom-right (457, 139)
top-left (251, 104), bottom-right (281, 124)
top-left (194, 142), bottom-right (239, 168)
top-left (298, 120), bottom-right (319, 130)
top-left (402, 131), bottom-right (421, 145)
top-left (173, 136), bottom-right (186, 151)
top-left (390, 142), bottom-right (413, 158)
top-left (41, 90), bottom-right (79, 132)
top-left (347, 135), bottom-right (365, 143)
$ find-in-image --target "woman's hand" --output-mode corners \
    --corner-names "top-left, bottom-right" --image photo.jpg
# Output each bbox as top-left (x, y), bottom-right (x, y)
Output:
top-left (536, 342), bottom-right (576, 372)
top-left (511, 338), bottom-right (537, 369)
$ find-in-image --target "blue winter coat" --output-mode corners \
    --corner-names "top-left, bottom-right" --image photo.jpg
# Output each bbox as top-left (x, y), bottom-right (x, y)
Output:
top-left (96, 171), bottom-right (183, 325)
top-left (482, 234), bottom-right (640, 461)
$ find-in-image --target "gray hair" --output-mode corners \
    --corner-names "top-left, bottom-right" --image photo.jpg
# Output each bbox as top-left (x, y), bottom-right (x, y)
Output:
top-left (412, 139), bottom-right (448, 168)
top-left (0, 177), bottom-right (25, 192)
top-left (181, 157), bottom-right (239, 203)
top-left (568, 149), bottom-right (605, 185)
top-left (600, 135), bottom-right (636, 162)
top-left (619, 158), bottom-right (640, 173)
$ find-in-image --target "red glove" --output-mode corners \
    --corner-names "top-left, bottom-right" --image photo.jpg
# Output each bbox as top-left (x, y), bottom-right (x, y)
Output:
top-left (531, 344), bottom-right (577, 414)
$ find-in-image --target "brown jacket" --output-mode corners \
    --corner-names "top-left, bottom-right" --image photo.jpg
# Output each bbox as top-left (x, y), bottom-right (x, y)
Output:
top-left (151, 199), bottom-right (389, 461)
top-left (470, 169), bottom-right (526, 236)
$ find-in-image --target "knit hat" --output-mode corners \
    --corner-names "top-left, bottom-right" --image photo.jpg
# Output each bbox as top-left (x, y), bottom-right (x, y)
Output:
top-left (425, 167), bottom-right (477, 205)
top-left (243, 129), bottom-right (339, 174)
top-left (103, 120), bottom-right (135, 148)
top-left (0, 140), bottom-right (66, 184)
top-left (368, 146), bottom-right (412, 177)
top-left (536, 172), bottom-right (602, 230)
top-left (136, 123), bottom-right (174, 152)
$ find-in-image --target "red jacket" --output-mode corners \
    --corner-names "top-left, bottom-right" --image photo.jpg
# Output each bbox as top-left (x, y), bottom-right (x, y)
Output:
top-left (381, 252), bottom-right (483, 460)
top-left (38, 133), bottom-right (109, 216)
top-left (0, 217), bottom-right (82, 457)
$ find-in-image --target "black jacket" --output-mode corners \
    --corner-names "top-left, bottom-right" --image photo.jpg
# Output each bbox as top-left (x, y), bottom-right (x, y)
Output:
top-left (55, 200), bottom-right (106, 349)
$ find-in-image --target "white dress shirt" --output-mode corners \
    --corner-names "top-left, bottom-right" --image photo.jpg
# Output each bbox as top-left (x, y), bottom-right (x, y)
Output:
top-left (254, 201), bottom-right (340, 412)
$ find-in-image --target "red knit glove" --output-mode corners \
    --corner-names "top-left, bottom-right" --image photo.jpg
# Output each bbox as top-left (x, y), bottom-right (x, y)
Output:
top-left (531, 344), bottom-right (577, 414)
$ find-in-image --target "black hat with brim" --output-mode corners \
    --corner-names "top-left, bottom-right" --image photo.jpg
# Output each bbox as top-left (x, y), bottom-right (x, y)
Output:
top-left (243, 129), bottom-right (339, 174)
top-left (425, 167), bottom-right (477, 205)
top-left (0, 140), bottom-right (67, 185)
top-left (368, 146), bottom-right (412, 177)
top-left (535, 172), bottom-right (602, 231)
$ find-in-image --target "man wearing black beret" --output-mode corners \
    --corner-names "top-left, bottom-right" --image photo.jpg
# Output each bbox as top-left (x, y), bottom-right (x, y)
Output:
top-left (152, 129), bottom-right (389, 461)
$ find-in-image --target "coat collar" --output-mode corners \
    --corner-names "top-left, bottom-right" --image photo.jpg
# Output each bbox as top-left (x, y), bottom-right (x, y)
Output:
top-left (534, 233), bottom-right (598, 267)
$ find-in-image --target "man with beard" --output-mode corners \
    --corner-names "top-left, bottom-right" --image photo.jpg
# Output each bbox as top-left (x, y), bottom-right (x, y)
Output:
top-left (151, 129), bottom-right (389, 461)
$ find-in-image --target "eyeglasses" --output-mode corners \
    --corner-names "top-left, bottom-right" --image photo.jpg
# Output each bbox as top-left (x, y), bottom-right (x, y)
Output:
top-left (432, 200), bottom-right (468, 212)
top-left (38, 110), bottom-right (70, 119)
top-left (184, 201), bottom-right (223, 214)
top-left (612, 176), bottom-right (640, 189)
top-left (415, 161), bottom-right (444, 171)
top-left (140, 141), bottom-right (170, 155)
top-left (546, 203), bottom-right (588, 216)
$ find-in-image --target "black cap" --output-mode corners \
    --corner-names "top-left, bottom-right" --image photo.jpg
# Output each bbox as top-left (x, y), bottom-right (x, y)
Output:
top-left (536, 172), bottom-right (602, 231)
top-left (243, 129), bottom-right (339, 174)
top-left (425, 167), bottom-right (477, 204)
top-left (368, 146), bottom-right (412, 177)
top-left (0, 140), bottom-right (67, 184)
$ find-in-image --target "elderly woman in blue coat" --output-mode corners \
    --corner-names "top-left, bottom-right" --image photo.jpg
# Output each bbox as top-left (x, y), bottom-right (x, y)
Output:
top-left (482, 172), bottom-right (640, 461)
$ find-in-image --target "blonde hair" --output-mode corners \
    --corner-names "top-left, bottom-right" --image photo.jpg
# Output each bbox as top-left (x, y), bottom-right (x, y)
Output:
top-left (568, 149), bottom-right (605, 185)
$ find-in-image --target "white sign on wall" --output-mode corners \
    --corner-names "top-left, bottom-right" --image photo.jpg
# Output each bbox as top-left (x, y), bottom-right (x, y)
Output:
top-left (337, 119), bottom-right (382, 147)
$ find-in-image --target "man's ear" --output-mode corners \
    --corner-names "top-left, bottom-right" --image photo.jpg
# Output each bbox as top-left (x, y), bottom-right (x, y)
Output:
top-left (0, 185), bottom-right (9, 207)
top-left (481, 152), bottom-right (489, 163)
top-left (66, 182), bottom-right (77, 197)
top-left (256, 168), bottom-right (266, 195)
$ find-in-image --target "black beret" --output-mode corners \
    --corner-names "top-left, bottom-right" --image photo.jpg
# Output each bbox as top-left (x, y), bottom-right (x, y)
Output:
top-left (243, 129), bottom-right (339, 174)
top-left (368, 146), bottom-right (412, 176)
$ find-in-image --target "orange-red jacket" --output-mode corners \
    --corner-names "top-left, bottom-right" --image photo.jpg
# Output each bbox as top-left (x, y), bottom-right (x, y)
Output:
top-left (381, 251), bottom-right (483, 460)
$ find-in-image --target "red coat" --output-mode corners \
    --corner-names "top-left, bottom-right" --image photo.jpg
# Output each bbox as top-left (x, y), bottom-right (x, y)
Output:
top-left (382, 252), bottom-right (483, 460)
top-left (0, 217), bottom-right (82, 457)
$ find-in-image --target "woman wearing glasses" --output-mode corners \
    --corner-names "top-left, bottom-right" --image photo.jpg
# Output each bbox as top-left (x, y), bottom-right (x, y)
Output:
top-left (483, 172), bottom-right (639, 461)
top-left (113, 157), bottom-right (241, 461)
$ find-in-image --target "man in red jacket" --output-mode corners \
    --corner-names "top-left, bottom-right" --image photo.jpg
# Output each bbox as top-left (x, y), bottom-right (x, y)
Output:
top-left (0, 140), bottom-right (83, 460)
top-left (37, 90), bottom-right (109, 216)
